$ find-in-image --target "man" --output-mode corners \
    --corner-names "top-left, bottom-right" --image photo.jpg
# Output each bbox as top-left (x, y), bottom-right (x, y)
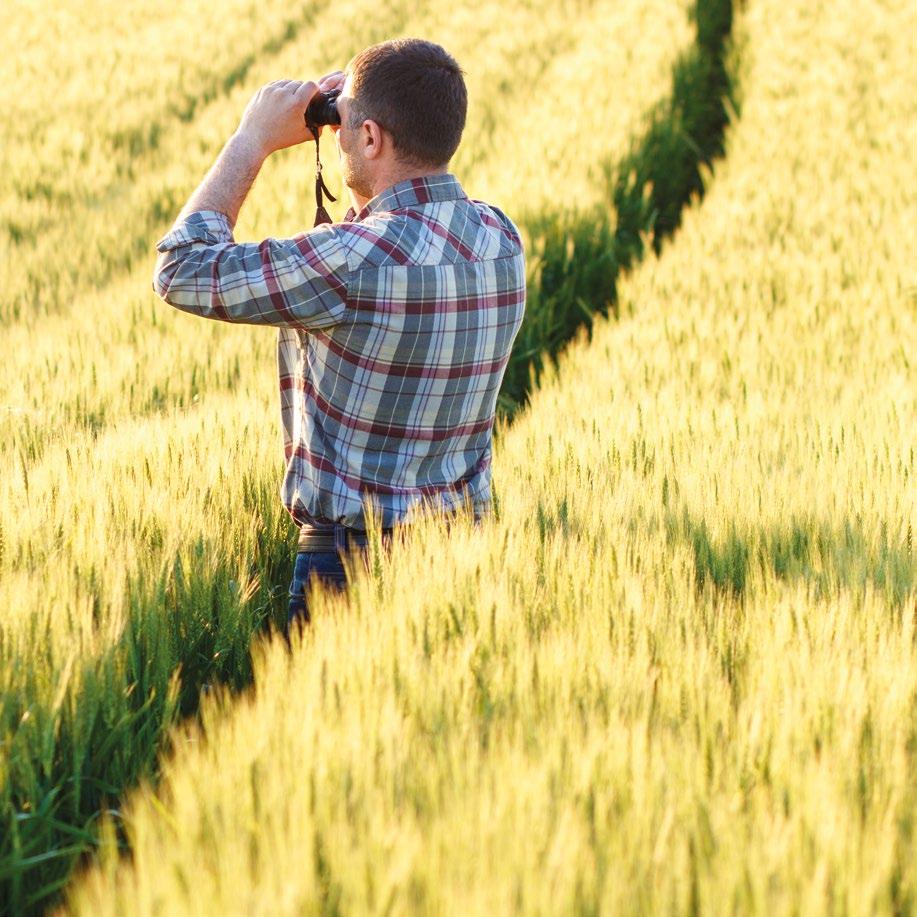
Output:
top-left (153, 39), bottom-right (526, 632)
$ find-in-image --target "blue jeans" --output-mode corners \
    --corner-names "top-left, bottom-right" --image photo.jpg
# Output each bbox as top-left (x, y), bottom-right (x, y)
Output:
top-left (286, 550), bottom-right (351, 630)
top-left (285, 513), bottom-right (483, 633)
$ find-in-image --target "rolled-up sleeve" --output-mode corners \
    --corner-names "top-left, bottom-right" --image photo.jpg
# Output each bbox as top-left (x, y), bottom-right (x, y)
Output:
top-left (153, 210), bottom-right (349, 330)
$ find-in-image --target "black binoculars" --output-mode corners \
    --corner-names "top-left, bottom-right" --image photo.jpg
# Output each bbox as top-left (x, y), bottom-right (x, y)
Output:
top-left (306, 88), bottom-right (342, 128)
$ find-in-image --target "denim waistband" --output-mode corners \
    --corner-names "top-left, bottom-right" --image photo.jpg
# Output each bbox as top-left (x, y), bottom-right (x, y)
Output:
top-left (297, 507), bottom-right (490, 553)
top-left (296, 523), bottom-right (395, 554)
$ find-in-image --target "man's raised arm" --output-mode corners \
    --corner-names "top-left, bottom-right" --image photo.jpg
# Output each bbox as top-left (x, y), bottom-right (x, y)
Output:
top-left (152, 78), bottom-right (349, 330)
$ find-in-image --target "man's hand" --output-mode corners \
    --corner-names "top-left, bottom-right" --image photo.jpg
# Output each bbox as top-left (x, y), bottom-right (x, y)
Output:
top-left (318, 70), bottom-right (346, 93)
top-left (236, 79), bottom-right (321, 158)
top-left (161, 73), bottom-right (343, 233)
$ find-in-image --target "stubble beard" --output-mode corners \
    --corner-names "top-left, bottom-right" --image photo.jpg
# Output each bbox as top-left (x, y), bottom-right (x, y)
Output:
top-left (342, 151), bottom-right (373, 203)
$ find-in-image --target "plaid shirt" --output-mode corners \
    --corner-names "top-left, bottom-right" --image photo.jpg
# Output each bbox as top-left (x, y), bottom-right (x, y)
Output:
top-left (154, 173), bottom-right (526, 530)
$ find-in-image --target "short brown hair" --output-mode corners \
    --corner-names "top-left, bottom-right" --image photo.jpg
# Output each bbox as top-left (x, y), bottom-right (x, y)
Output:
top-left (347, 39), bottom-right (467, 168)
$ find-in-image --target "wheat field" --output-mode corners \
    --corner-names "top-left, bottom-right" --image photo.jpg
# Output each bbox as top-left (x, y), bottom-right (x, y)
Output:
top-left (2, 0), bottom-right (914, 912)
top-left (1, 0), bottom-right (708, 912)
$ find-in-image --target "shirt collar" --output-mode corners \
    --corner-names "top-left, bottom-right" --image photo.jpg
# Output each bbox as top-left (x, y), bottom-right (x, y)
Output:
top-left (349, 173), bottom-right (467, 222)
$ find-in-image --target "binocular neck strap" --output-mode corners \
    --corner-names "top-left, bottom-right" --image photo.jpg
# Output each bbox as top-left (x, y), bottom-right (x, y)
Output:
top-left (305, 117), bottom-right (337, 227)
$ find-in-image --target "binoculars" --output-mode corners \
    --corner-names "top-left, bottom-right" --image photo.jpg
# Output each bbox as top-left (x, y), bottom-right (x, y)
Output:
top-left (306, 88), bottom-right (342, 128)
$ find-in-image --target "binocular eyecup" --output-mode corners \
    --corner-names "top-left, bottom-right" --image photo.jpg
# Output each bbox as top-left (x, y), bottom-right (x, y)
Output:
top-left (306, 88), bottom-right (342, 128)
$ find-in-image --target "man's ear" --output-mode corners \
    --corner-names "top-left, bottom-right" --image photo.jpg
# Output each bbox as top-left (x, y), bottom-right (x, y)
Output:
top-left (361, 119), bottom-right (385, 160)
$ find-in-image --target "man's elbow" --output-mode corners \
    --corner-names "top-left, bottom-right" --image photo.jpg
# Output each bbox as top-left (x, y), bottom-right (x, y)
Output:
top-left (152, 252), bottom-right (179, 303)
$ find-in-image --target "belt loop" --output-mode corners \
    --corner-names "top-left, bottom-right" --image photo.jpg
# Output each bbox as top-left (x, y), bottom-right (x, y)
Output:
top-left (333, 523), bottom-right (346, 555)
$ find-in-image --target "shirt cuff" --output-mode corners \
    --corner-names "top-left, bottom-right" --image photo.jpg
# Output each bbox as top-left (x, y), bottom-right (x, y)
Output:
top-left (155, 210), bottom-right (234, 252)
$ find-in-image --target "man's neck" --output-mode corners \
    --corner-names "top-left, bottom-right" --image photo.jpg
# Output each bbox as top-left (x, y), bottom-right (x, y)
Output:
top-left (349, 163), bottom-right (449, 212)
